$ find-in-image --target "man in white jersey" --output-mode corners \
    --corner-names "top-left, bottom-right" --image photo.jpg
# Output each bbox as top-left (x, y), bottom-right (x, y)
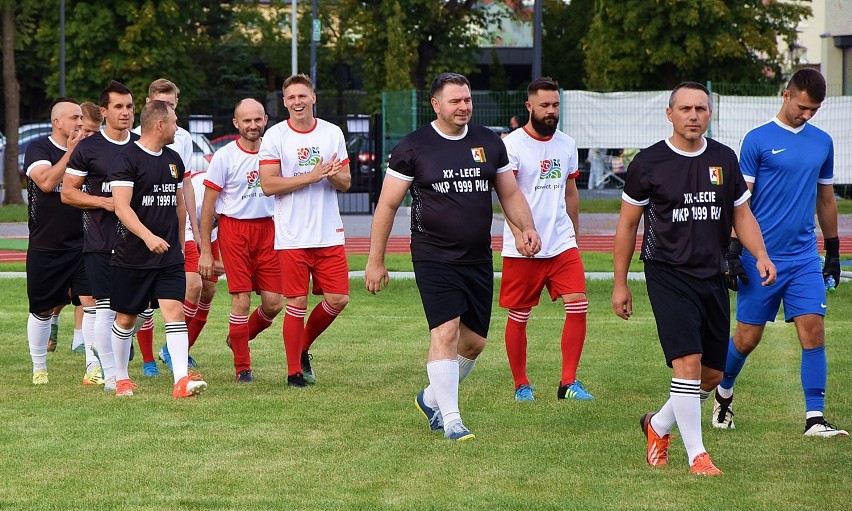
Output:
top-left (259, 74), bottom-right (351, 388)
top-left (131, 79), bottom-right (202, 377)
top-left (500, 77), bottom-right (593, 402)
top-left (199, 98), bottom-right (283, 383)
top-left (714, 69), bottom-right (847, 437)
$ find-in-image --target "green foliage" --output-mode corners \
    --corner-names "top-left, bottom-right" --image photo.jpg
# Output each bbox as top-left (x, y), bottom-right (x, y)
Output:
top-left (583, 0), bottom-right (812, 91)
top-left (543, 0), bottom-right (595, 89)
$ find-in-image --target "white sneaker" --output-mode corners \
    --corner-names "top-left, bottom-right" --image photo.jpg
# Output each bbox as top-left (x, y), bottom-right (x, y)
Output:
top-left (711, 391), bottom-right (735, 429)
top-left (103, 375), bottom-right (116, 392)
top-left (804, 418), bottom-right (848, 438)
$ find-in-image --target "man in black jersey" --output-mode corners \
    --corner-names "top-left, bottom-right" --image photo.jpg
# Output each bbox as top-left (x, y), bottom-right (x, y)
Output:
top-left (365, 72), bottom-right (540, 441)
top-left (108, 100), bottom-right (207, 398)
top-left (63, 80), bottom-right (138, 392)
top-left (611, 82), bottom-right (776, 475)
top-left (24, 97), bottom-right (92, 385)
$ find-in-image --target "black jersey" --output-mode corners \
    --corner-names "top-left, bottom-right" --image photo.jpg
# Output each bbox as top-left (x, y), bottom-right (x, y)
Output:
top-left (24, 136), bottom-right (83, 251)
top-left (622, 138), bottom-right (749, 279)
top-left (387, 123), bottom-right (510, 264)
top-left (108, 141), bottom-right (185, 269)
top-left (67, 130), bottom-right (139, 253)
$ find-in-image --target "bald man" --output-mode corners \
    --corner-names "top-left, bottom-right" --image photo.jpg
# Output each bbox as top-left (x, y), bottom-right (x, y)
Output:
top-left (24, 97), bottom-right (99, 385)
top-left (198, 98), bottom-right (283, 383)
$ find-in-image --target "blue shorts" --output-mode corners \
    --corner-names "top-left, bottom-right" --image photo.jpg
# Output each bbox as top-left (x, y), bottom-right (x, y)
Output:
top-left (737, 254), bottom-right (825, 324)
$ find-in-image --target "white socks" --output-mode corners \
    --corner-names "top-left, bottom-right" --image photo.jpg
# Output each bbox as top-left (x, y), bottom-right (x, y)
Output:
top-left (165, 322), bottom-right (189, 382)
top-left (28, 313), bottom-right (51, 372)
top-left (111, 323), bottom-right (133, 381)
top-left (95, 300), bottom-right (116, 380)
top-left (82, 306), bottom-right (99, 371)
top-left (425, 359), bottom-right (461, 426)
top-left (424, 355), bottom-right (477, 410)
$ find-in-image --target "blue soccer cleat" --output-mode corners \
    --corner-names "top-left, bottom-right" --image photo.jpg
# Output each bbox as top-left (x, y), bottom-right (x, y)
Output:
top-left (143, 361), bottom-right (160, 377)
top-left (558, 380), bottom-right (594, 400)
top-left (514, 384), bottom-right (535, 401)
top-left (444, 421), bottom-right (475, 442)
top-left (415, 390), bottom-right (443, 431)
top-left (158, 345), bottom-right (173, 373)
top-left (187, 355), bottom-right (198, 369)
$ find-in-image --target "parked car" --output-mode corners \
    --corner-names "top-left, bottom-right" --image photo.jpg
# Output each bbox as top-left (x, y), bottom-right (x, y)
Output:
top-left (190, 133), bottom-right (215, 173)
top-left (346, 133), bottom-right (376, 193)
top-left (210, 133), bottom-right (239, 152)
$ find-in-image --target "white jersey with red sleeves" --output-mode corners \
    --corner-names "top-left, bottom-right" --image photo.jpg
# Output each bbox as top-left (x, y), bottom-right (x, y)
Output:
top-left (204, 139), bottom-right (273, 221)
top-left (501, 126), bottom-right (580, 258)
top-left (187, 167), bottom-right (217, 243)
top-left (258, 118), bottom-right (350, 249)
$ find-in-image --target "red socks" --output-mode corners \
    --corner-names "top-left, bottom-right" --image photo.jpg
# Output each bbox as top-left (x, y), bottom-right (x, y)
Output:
top-left (505, 308), bottom-right (531, 389)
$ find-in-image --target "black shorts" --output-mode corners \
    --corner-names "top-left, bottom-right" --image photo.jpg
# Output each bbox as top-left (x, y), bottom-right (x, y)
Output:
top-left (84, 252), bottom-right (113, 299)
top-left (26, 249), bottom-right (90, 314)
top-left (110, 264), bottom-right (186, 315)
top-left (644, 261), bottom-right (729, 371)
top-left (413, 260), bottom-right (493, 338)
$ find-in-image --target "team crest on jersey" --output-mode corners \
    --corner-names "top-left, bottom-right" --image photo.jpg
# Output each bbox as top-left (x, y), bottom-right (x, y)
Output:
top-left (297, 146), bottom-right (322, 166)
top-left (539, 158), bottom-right (562, 180)
top-left (471, 147), bottom-right (486, 163)
top-left (246, 169), bottom-right (261, 189)
top-left (169, 164), bottom-right (178, 179)
top-left (708, 166), bottom-right (723, 185)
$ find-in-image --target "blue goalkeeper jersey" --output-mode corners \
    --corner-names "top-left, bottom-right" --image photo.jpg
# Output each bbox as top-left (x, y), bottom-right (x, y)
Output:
top-left (739, 117), bottom-right (834, 261)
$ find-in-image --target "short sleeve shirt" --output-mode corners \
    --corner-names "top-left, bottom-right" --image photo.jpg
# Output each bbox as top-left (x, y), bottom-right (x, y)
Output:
top-left (204, 139), bottom-right (274, 220)
top-left (622, 137), bottom-right (749, 278)
top-left (24, 136), bottom-right (83, 251)
top-left (108, 141), bottom-right (185, 269)
top-left (387, 122), bottom-right (511, 264)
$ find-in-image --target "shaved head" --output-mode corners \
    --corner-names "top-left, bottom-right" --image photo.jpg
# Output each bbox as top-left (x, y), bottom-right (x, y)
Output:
top-left (234, 98), bottom-right (264, 118)
top-left (50, 97), bottom-right (80, 121)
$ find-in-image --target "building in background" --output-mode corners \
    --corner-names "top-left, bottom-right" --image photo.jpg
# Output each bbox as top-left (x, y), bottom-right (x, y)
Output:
top-left (822, 0), bottom-right (852, 94)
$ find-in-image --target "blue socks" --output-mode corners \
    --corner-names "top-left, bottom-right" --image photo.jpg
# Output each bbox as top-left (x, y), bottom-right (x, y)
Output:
top-left (801, 346), bottom-right (827, 413)
top-left (720, 337), bottom-right (748, 390)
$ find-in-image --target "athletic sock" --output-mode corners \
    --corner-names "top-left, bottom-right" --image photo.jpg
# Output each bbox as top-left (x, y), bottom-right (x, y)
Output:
top-left (248, 306), bottom-right (275, 340)
top-left (283, 305), bottom-right (306, 375)
top-left (188, 300), bottom-right (212, 348)
top-left (165, 322), bottom-right (190, 382)
top-left (50, 313), bottom-right (60, 331)
top-left (95, 300), bottom-right (117, 380)
top-left (561, 299), bottom-right (588, 385)
top-left (719, 337), bottom-right (748, 393)
top-left (82, 306), bottom-right (98, 370)
top-left (303, 300), bottom-right (343, 350)
top-left (801, 345), bottom-right (827, 415)
top-left (111, 322), bottom-right (134, 381)
top-left (71, 329), bottom-right (84, 351)
top-left (427, 359), bottom-right (461, 426)
top-left (669, 378), bottom-right (705, 465)
top-left (650, 399), bottom-right (677, 436)
top-left (505, 308), bottom-right (531, 388)
top-left (699, 389), bottom-right (712, 404)
top-left (183, 300), bottom-right (198, 326)
top-left (28, 313), bottom-right (51, 371)
top-left (229, 314), bottom-right (250, 373)
top-left (136, 313), bottom-right (155, 364)
top-left (458, 354), bottom-right (476, 383)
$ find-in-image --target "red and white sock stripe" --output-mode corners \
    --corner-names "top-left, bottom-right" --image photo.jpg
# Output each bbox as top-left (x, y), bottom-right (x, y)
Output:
top-left (258, 306), bottom-right (275, 323)
top-left (508, 309), bottom-right (531, 323)
top-left (285, 305), bottom-right (307, 319)
top-left (229, 313), bottom-right (248, 325)
top-left (565, 300), bottom-right (588, 315)
top-left (321, 300), bottom-right (342, 317)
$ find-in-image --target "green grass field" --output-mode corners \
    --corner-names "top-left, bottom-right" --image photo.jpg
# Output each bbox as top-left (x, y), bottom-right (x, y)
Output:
top-left (0, 276), bottom-right (849, 510)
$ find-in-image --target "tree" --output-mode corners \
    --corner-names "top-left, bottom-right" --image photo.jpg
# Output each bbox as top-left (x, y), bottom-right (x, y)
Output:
top-left (542, 0), bottom-right (595, 89)
top-left (583, 0), bottom-right (813, 91)
top-left (2, 1), bottom-right (23, 204)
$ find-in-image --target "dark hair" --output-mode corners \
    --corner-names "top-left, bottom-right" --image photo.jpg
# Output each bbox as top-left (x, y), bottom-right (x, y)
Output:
top-left (527, 77), bottom-right (559, 96)
top-left (140, 99), bottom-right (171, 131)
top-left (669, 81), bottom-right (712, 110)
top-left (787, 68), bottom-right (826, 103)
top-left (49, 96), bottom-right (79, 111)
top-left (98, 80), bottom-right (132, 108)
top-left (429, 72), bottom-right (471, 99)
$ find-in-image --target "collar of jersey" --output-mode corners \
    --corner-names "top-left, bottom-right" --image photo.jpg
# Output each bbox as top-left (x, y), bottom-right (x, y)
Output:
top-left (134, 140), bottom-right (163, 156)
top-left (664, 136), bottom-right (707, 157)
top-left (47, 136), bottom-right (68, 151)
top-left (771, 116), bottom-right (806, 134)
top-left (430, 121), bottom-right (468, 140)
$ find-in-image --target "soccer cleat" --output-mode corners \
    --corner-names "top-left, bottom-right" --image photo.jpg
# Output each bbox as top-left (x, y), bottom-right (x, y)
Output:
top-left (444, 421), bottom-right (475, 442)
top-left (48, 324), bottom-right (58, 352)
top-left (173, 372), bottom-right (207, 398)
top-left (187, 355), bottom-right (198, 369)
top-left (415, 390), bottom-right (444, 431)
top-left (558, 380), bottom-right (594, 400)
top-left (32, 370), bottom-right (49, 385)
top-left (690, 452), bottom-right (723, 476)
top-left (129, 341), bottom-right (135, 361)
top-left (640, 413), bottom-right (672, 467)
top-left (235, 370), bottom-right (254, 383)
top-left (142, 361), bottom-right (160, 377)
top-left (711, 391), bottom-right (735, 429)
top-left (158, 345), bottom-right (173, 373)
top-left (803, 417), bottom-right (849, 438)
top-left (514, 384), bottom-right (535, 401)
top-left (287, 372), bottom-right (307, 388)
top-left (82, 368), bottom-right (105, 386)
top-left (301, 351), bottom-right (316, 385)
top-left (115, 378), bottom-right (138, 397)
top-left (103, 376), bottom-right (116, 392)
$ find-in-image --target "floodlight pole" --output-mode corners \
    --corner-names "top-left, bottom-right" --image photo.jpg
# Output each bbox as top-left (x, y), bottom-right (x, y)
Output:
top-left (532, 0), bottom-right (542, 80)
top-left (291, 0), bottom-right (298, 75)
top-left (310, 0), bottom-right (318, 85)
top-left (59, 0), bottom-right (65, 96)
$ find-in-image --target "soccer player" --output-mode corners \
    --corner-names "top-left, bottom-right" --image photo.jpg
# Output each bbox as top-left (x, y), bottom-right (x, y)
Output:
top-left (365, 72), bottom-right (541, 441)
top-left (199, 98), bottom-right (283, 383)
top-left (63, 81), bottom-right (138, 391)
top-left (108, 99), bottom-right (207, 398)
top-left (714, 69), bottom-right (848, 437)
top-left (132, 78), bottom-right (202, 376)
top-left (24, 97), bottom-right (96, 384)
top-left (500, 77), bottom-right (592, 402)
top-left (612, 82), bottom-right (776, 475)
top-left (80, 102), bottom-right (103, 136)
top-left (258, 74), bottom-right (351, 387)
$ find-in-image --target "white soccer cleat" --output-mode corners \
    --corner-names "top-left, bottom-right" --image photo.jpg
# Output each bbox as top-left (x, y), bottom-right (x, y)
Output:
top-left (711, 392), bottom-right (735, 429)
top-left (804, 418), bottom-right (848, 438)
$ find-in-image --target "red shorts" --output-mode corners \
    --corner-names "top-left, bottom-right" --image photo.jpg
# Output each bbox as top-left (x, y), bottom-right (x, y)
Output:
top-left (499, 248), bottom-right (585, 309)
top-left (218, 216), bottom-right (281, 294)
top-left (184, 239), bottom-right (220, 282)
top-left (278, 245), bottom-right (349, 298)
